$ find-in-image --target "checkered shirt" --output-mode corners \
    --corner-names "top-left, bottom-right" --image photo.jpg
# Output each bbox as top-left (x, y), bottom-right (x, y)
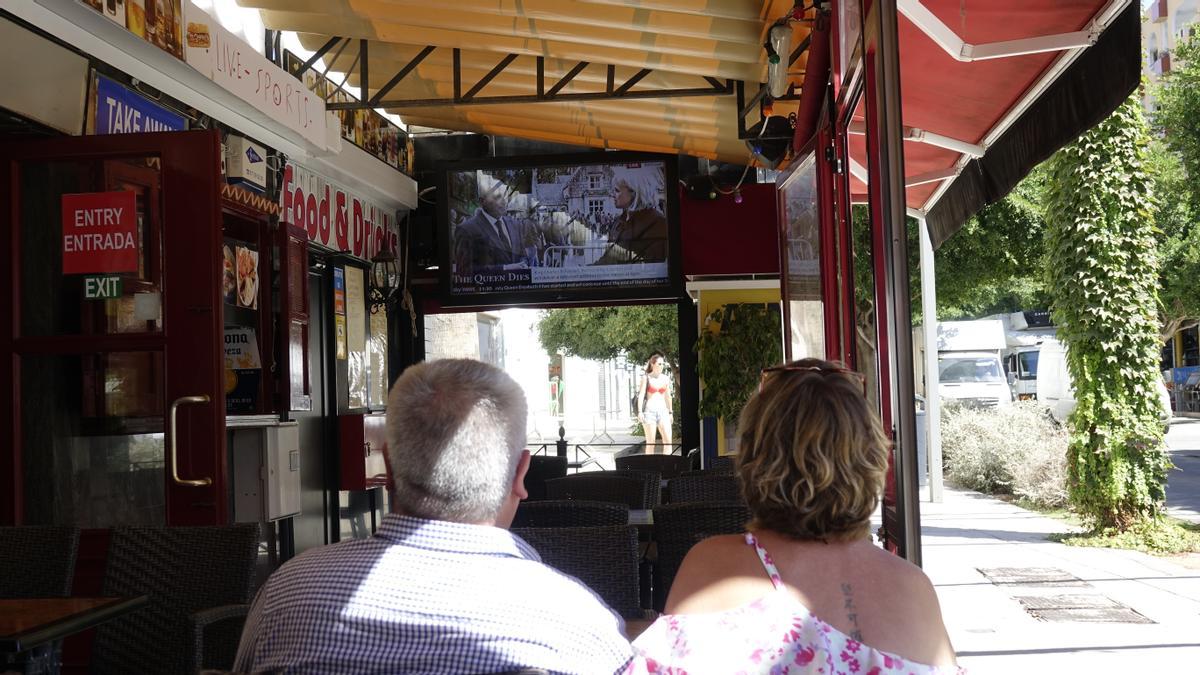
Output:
top-left (234, 514), bottom-right (633, 675)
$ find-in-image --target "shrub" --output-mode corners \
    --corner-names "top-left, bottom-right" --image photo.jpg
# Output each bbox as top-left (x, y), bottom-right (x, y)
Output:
top-left (940, 402), bottom-right (1069, 508)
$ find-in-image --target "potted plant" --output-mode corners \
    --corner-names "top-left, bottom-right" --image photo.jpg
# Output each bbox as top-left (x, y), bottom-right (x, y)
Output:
top-left (695, 303), bottom-right (783, 451)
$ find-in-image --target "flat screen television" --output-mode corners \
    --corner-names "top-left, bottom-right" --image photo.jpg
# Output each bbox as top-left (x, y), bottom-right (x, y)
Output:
top-left (437, 151), bottom-right (681, 306)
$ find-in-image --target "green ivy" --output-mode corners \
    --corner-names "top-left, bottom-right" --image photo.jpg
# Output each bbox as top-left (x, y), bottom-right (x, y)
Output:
top-left (695, 303), bottom-right (782, 424)
top-left (1043, 97), bottom-right (1172, 530)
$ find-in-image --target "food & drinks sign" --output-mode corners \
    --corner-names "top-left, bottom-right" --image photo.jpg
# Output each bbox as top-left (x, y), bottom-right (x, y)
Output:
top-left (280, 162), bottom-right (398, 263)
top-left (62, 191), bottom-right (139, 274)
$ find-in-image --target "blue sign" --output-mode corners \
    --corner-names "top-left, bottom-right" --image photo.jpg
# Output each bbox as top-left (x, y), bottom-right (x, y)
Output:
top-left (93, 74), bottom-right (186, 135)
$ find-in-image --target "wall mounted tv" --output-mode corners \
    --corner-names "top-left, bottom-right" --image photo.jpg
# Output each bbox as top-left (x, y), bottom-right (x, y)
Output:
top-left (437, 151), bottom-right (681, 307)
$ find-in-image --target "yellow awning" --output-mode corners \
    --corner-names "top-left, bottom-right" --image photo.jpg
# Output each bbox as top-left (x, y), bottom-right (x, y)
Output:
top-left (238, 0), bottom-right (810, 163)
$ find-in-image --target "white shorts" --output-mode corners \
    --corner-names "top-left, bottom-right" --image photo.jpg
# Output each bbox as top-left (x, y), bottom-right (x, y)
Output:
top-left (642, 409), bottom-right (672, 426)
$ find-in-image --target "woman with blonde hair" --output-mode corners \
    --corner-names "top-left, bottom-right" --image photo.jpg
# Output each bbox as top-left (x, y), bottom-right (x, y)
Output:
top-left (595, 166), bottom-right (667, 265)
top-left (629, 358), bottom-right (961, 674)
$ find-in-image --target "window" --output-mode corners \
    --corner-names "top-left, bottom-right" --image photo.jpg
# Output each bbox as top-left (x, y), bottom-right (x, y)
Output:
top-left (1018, 351), bottom-right (1039, 380)
top-left (588, 173), bottom-right (603, 190)
top-left (588, 198), bottom-right (605, 216)
top-left (938, 357), bottom-right (1004, 383)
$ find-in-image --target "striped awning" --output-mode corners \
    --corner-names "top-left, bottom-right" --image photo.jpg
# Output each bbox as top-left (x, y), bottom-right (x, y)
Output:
top-left (240, 0), bottom-right (810, 164)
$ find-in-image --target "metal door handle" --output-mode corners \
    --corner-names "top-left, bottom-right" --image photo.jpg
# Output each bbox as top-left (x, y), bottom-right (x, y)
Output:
top-left (169, 394), bottom-right (213, 487)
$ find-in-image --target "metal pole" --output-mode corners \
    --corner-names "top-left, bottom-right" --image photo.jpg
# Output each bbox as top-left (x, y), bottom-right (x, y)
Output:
top-left (919, 217), bottom-right (943, 503)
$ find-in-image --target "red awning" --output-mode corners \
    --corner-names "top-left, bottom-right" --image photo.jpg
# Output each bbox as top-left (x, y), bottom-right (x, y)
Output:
top-left (844, 0), bottom-right (1138, 246)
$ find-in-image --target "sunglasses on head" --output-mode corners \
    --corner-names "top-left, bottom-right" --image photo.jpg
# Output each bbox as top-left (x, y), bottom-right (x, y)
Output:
top-left (759, 364), bottom-right (868, 396)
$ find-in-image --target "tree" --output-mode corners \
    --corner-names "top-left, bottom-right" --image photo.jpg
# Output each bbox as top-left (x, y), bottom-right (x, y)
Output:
top-left (934, 168), bottom-right (1050, 319)
top-left (536, 304), bottom-right (679, 368)
top-left (1147, 137), bottom-right (1200, 340)
top-left (1043, 96), bottom-right (1171, 530)
top-left (1155, 33), bottom-right (1200, 218)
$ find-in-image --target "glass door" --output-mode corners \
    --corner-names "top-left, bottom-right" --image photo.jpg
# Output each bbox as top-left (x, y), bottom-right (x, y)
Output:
top-left (1, 130), bottom-right (227, 527)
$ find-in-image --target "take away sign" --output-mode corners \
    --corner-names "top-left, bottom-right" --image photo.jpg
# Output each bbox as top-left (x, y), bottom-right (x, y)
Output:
top-left (62, 191), bottom-right (139, 275)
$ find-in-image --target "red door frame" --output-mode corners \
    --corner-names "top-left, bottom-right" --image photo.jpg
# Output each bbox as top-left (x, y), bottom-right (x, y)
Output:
top-left (860, 0), bottom-right (922, 563)
top-left (1, 130), bottom-right (228, 527)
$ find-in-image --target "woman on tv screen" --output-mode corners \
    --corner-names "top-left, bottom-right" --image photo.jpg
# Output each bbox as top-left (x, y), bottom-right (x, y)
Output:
top-left (594, 165), bottom-right (667, 265)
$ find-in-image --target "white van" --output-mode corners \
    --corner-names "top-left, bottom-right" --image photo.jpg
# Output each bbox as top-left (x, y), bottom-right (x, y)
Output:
top-left (1036, 337), bottom-right (1171, 428)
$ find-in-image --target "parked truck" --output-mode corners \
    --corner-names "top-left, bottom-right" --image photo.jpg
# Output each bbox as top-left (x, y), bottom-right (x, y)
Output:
top-left (913, 319), bottom-right (1013, 410)
top-left (987, 311), bottom-right (1058, 401)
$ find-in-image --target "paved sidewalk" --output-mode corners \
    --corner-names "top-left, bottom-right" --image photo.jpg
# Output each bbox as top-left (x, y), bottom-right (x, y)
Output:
top-left (920, 488), bottom-right (1200, 674)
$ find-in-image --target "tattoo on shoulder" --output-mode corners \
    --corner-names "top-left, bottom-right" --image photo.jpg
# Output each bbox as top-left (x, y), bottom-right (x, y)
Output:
top-left (840, 582), bottom-right (864, 642)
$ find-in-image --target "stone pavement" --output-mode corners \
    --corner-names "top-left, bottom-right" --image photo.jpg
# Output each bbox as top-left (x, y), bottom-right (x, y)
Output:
top-left (920, 487), bottom-right (1200, 674)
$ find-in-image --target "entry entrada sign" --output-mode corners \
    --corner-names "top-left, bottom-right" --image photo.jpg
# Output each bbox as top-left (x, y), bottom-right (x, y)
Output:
top-left (61, 191), bottom-right (139, 274)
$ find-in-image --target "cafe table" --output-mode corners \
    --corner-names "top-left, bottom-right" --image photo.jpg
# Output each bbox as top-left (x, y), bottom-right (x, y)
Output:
top-left (0, 596), bottom-right (148, 674)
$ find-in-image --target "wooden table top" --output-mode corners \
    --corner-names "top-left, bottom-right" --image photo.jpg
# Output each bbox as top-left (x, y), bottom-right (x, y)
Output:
top-left (0, 596), bottom-right (148, 653)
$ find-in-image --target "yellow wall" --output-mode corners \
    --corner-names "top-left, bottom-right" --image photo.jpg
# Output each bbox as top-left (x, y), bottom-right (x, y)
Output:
top-left (696, 287), bottom-right (782, 455)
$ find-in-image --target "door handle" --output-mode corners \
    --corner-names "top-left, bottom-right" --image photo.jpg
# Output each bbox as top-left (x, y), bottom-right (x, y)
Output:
top-left (169, 394), bottom-right (213, 487)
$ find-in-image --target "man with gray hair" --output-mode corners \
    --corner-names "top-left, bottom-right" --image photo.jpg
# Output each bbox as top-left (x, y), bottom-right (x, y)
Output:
top-left (235, 359), bottom-right (633, 674)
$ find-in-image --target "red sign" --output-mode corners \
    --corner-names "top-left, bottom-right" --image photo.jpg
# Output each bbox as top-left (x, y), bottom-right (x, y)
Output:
top-left (62, 191), bottom-right (139, 275)
top-left (280, 163), bottom-right (398, 262)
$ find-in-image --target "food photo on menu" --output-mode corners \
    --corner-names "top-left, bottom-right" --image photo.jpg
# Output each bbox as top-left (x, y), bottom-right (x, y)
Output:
top-left (236, 245), bottom-right (258, 310)
top-left (222, 243), bottom-right (236, 305)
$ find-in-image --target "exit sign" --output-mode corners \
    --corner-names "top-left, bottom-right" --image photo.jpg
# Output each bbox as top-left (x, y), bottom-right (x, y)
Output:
top-left (84, 275), bottom-right (122, 299)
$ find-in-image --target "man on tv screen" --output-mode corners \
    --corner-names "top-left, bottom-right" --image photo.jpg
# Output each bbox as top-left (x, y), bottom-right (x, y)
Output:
top-left (453, 174), bottom-right (532, 274)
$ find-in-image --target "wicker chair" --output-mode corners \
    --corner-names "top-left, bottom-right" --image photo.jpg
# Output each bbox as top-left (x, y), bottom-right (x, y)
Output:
top-left (615, 454), bottom-right (692, 480)
top-left (92, 524), bottom-right (260, 675)
top-left (707, 455), bottom-right (736, 473)
top-left (667, 472), bottom-right (743, 504)
top-left (0, 526), bottom-right (79, 598)
top-left (512, 500), bottom-right (629, 528)
top-left (512, 525), bottom-right (651, 619)
top-left (651, 501), bottom-right (751, 611)
top-left (604, 469), bottom-right (662, 507)
top-left (524, 455), bottom-right (569, 500)
top-left (544, 473), bottom-right (649, 509)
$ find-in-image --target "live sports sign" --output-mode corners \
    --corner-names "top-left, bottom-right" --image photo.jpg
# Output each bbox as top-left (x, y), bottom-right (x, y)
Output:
top-left (61, 191), bottom-right (139, 275)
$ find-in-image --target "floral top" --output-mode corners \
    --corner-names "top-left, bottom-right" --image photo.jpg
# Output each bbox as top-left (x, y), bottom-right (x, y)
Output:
top-left (626, 533), bottom-right (965, 675)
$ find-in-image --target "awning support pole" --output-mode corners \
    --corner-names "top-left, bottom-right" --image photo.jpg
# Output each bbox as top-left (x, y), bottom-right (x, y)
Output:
top-left (918, 216), bottom-right (944, 503)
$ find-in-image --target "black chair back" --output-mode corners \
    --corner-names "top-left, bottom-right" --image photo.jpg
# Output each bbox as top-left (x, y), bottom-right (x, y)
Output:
top-left (707, 455), bottom-right (736, 472)
top-left (0, 526), bottom-right (79, 598)
top-left (524, 455), bottom-right (569, 500)
top-left (652, 501), bottom-right (751, 611)
top-left (544, 473), bottom-right (649, 509)
top-left (512, 525), bottom-right (645, 619)
top-left (512, 500), bottom-right (629, 528)
top-left (668, 472), bottom-right (742, 504)
top-left (605, 469), bottom-right (662, 507)
top-left (615, 454), bottom-right (691, 480)
top-left (93, 525), bottom-right (260, 675)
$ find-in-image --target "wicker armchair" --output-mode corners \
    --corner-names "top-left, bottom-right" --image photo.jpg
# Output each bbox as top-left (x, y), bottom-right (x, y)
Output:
top-left (544, 473), bottom-right (649, 509)
top-left (667, 472), bottom-right (743, 504)
top-left (524, 455), bottom-right (569, 500)
top-left (707, 455), bottom-right (736, 472)
top-left (512, 500), bottom-right (629, 528)
top-left (512, 525), bottom-right (651, 619)
top-left (0, 526), bottom-right (79, 598)
top-left (604, 469), bottom-right (662, 507)
top-left (615, 454), bottom-right (692, 480)
top-left (651, 502), bottom-right (751, 611)
top-left (92, 524), bottom-right (260, 675)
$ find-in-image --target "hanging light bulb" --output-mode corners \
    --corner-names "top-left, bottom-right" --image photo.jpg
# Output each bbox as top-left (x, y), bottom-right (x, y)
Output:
top-left (767, 23), bottom-right (792, 98)
top-left (733, 189), bottom-right (744, 205)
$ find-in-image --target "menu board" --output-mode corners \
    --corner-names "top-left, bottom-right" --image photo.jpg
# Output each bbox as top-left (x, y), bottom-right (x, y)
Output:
top-left (333, 267), bottom-right (347, 359)
top-left (83, 0), bottom-right (184, 60)
top-left (345, 266), bottom-right (368, 409)
top-left (368, 310), bottom-right (388, 409)
top-left (284, 51), bottom-right (412, 175)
